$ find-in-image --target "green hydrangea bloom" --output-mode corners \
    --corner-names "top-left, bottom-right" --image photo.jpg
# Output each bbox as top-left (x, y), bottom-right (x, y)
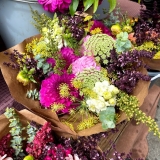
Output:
top-left (75, 68), bottom-right (109, 89)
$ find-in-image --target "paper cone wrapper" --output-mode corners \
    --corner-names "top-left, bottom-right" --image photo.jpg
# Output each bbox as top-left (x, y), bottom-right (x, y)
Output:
top-left (143, 58), bottom-right (160, 71)
top-left (0, 35), bottom-right (150, 137)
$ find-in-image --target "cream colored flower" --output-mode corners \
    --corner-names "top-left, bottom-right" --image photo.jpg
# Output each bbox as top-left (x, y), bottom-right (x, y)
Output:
top-left (86, 96), bottom-right (109, 114)
top-left (93, 80), bottom-right (110, 96)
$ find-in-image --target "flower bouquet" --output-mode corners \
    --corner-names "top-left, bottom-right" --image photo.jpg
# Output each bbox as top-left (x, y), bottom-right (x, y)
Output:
top-left (129, 1), bottom-right (160, 71)
top-left (0, 108), bottom-right (135, 160)
top-left (0, 1), bottom-right (160, 138)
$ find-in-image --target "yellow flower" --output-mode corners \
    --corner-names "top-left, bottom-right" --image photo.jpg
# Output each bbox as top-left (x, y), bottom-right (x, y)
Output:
top-left (84, 15), bottom-right (92, 22)
top-left (153, 51), bottom-right (160, 59)
top-left (90, 28), bottom-right (102, 35)
top-left (103, 91), bottom-right (112, 100)
top-left (51, 103), bottom-right (65, 112)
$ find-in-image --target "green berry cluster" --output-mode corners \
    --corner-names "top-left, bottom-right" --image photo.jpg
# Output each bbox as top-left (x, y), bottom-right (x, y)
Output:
top-left (117, 91), bottom-right (160, 138)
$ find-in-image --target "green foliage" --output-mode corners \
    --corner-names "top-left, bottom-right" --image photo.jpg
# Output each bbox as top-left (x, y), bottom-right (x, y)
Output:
top-left (30, 7), bottom-right (52, 32)
top-left (83, 34), bottom-right (115, 65)
top-left (26, 123), bottom-right (38, 143)
top-left (117, 91), bottom-right (160, 138)
top-left (69, 0), bottom-right (79, 16)
top-left (26, 89), bottom-right (40, 100)
top-left (17, 66), bottom-right (37, 85)
top-left (103, 7), bottom-right (121, 28)
top-left (34, 54), bottom-right (53, 75)
top-left (115, 32), bottom-right (131, 51)
top-left (115, 32), bottom-right (132, 53)
top-left (4, 108), bottom-right (26, 156)
top-left (69, 0), bottom-right (116, 16)
top-left (107, 0), bottom-right (117, 13)
top-left (99, 107), bottom-right (116, 130)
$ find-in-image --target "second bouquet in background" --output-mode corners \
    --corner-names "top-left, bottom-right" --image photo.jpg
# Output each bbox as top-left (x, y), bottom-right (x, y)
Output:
top-left (0, 7), bottom-right (160, 138)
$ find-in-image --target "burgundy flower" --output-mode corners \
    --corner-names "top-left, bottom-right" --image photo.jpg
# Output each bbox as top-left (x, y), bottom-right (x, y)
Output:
top-left (90, 20), bottom-right (111, 36)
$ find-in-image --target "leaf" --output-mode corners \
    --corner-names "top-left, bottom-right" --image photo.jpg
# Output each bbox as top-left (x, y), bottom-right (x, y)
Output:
top-left (93, 0), bottom-right (99, 13)
top-left (107, 0), bottom-right (117, 13)
top-left (69, 0), bottom-right (79, 16)
top-left (83, 0), bottom-right (95, 12)
top-left (37, 62), bottom-right (43, 69)
top-left (99, 107), bottom-right (116, 130)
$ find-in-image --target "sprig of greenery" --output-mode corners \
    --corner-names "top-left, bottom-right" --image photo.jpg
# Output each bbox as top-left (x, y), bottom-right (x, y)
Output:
top-left (26, 122), bottom-right (38, 143)
top-left (117, 91), bottom-right (160, 138)
top-left (4, 108), bottom-right (26, 157)
top-left (99, 107), bottom-right (116, 130)
top-left (34, 54), bottom-right (53, 75)
top-left (26, 89), bottom-right (40, 100)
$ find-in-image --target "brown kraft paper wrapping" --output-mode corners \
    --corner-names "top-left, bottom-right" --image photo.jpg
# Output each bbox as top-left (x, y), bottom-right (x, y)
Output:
top-left (0, 35), bottom-right (150, 137)
top-left (143, 58), bottom-right (160, 71)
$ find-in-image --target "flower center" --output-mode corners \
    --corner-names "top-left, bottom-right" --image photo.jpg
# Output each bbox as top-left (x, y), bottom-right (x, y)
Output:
top-left (59, 83), bottom-right (70, 98)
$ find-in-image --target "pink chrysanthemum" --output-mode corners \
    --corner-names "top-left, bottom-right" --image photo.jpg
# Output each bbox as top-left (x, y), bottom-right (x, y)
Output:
top-left (40, 73), bottom-right (80, 113)
top-left (72, 56), bottom-right (100, 75)
top-left (90, 20), bottom-right (111, 36)
top-left (60, 47), bottom-right (79, 70)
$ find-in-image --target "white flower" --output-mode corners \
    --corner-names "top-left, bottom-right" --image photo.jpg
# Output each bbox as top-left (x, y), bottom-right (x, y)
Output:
top-left (86, 96), bottom-right (109, 114)
top-left (109, 97), bottom-right (117, 106)
top-left (108, 85), bottom-right (119, 95)
top-left (93, 80), bottom-right (110, 96)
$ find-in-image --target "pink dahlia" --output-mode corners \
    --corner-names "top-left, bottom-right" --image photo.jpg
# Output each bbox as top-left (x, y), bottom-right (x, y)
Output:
top-left (60, 47), bottom-right (79, 70)
top-left (38, 0), bottom-right (71, 13)
top-left (72, 56), bottom-right (100, 75)
top-left (90, 20), bottom-right (111, 36)
top-left (40, 73), bottom-right (80, 113)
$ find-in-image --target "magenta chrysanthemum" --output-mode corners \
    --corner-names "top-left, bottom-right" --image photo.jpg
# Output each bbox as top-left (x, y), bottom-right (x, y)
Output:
top-left (38, 0), bottom-right (71, 13)
top-left (90, 20), bottom-right (111, 36)
top-left (40, 73), bottom-right (80, 113)
top-left (60, 47), bottom-right (79, 70)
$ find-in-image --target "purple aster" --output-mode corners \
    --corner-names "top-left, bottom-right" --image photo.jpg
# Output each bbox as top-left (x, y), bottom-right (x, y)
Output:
top-left (40, 73), bottom-right (80, 114)
top-left (60, 47), bottom-right (80, 70)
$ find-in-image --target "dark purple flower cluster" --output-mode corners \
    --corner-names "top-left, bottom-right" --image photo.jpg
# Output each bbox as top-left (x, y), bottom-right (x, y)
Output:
top-left (106, 49), bottom-right (155, 94)
top-left (0, 133), bottom-right (14, 157)
top-left (66, 15), bottom-right (85, 41)
top-left (133, 1), bottom-right (160, 45)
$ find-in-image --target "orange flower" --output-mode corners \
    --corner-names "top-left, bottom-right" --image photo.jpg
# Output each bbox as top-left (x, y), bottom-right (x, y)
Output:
top-left (128, 33), bottom-right (136, 44)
